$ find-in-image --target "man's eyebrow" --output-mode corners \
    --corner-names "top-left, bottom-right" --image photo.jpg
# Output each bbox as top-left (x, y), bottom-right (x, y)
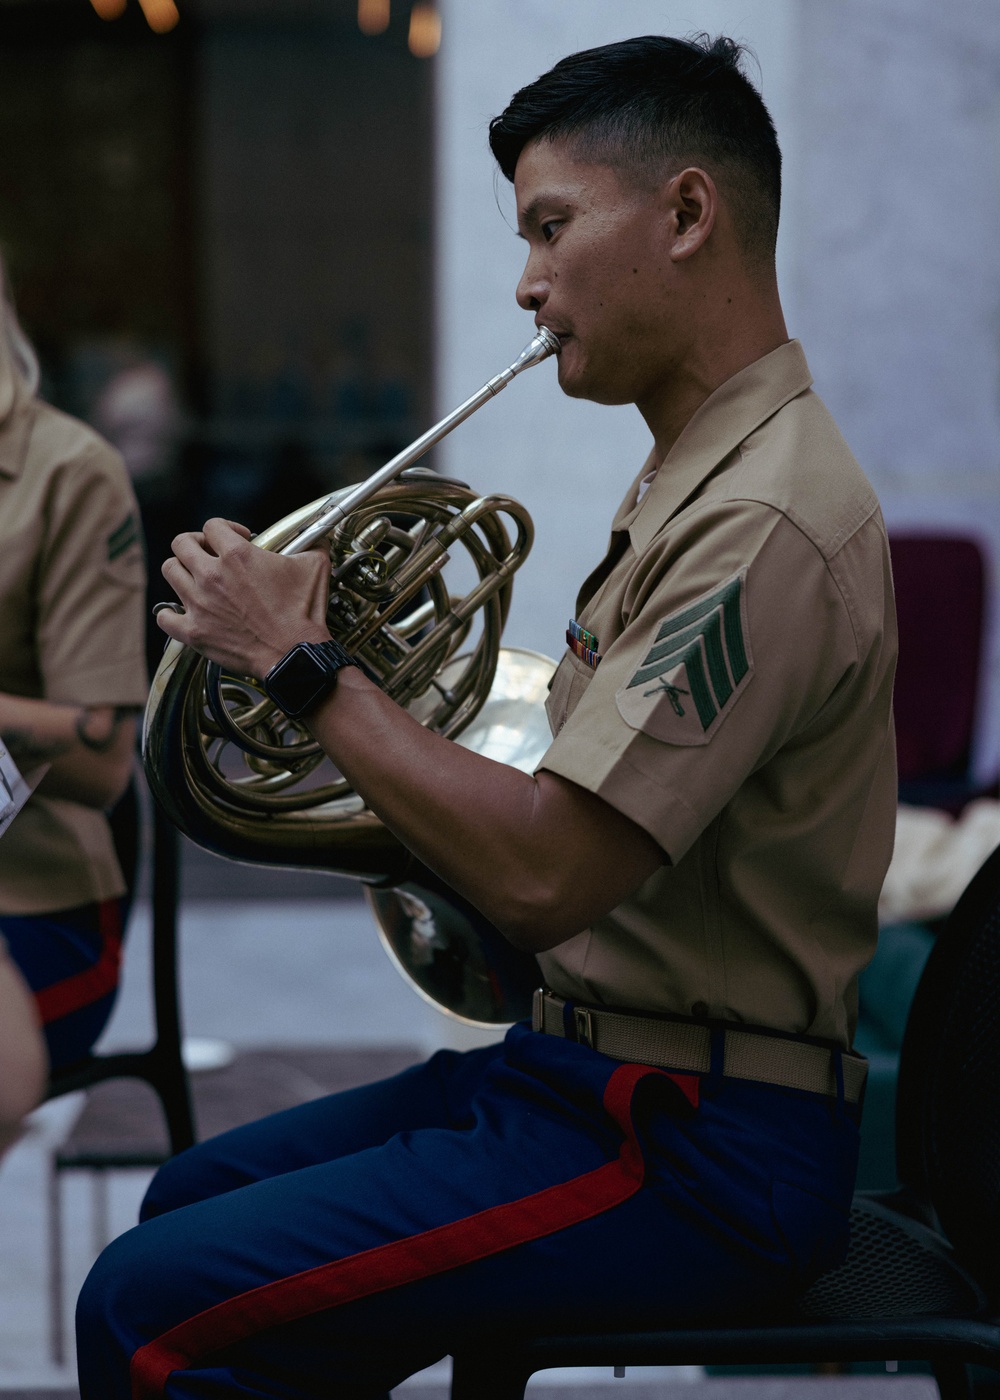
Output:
top-left (516, 197), bottom-right (548, 235)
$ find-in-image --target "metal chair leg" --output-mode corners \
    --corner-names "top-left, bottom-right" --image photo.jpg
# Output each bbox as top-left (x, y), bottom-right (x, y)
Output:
top-left (933, 1358), bottom-right (973, 1400)
top-left (149, 806), bottom-right (195, 1155)
top-left (47, 1152), bottom-right (65, 1367)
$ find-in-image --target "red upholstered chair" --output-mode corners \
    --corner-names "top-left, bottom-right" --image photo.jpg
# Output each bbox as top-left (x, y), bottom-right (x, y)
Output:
top-left (889, 534), bottom-right (992, 811)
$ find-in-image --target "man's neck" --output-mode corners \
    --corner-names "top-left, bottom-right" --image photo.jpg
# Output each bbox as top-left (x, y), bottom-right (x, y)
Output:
top-left (639, 295), bottom-right (789, 465)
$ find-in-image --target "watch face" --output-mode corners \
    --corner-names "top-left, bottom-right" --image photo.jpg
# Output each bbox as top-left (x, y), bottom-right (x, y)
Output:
top-left (267, 647), bottom-right (331, 717)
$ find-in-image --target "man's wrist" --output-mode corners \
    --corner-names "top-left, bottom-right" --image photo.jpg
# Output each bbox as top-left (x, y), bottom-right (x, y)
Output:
top-left (262, 637), bottom-right (357, 719)
top-left (254, 627), bottom-right (331, 680)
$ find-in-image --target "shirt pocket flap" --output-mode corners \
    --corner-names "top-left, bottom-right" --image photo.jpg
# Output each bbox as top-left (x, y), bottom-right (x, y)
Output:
top-left (545, 650), bottom-right (596, 739)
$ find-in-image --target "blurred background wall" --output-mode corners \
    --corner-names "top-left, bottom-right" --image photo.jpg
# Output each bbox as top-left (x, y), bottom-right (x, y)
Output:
top-left (794, 0), bottom-right (1000, 786)
top-left (0, 0), bottom-right (996, 777)
top-left (435, 0), bottom-right (1000, 785)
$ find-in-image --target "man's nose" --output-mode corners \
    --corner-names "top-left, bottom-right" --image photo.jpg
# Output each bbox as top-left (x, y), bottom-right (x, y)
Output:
top-left (516, 258), bottom-right (547, 312)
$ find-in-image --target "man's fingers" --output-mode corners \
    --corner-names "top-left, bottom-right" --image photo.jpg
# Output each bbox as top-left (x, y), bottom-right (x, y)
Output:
top-left (154, 606), bottom-right (204, 654)
top-left (168, 532), bottom-right (214, 578)
top-left (167, 520), bottom-right (249, 566)
top-left (155, 599), bottom-right (186, 640)
top-left (154, 514), bottom-right (332, 675)
top-left (171, 529), bottom-right (207, 548)
top-left (160, 558), bottom-right (204, 621)
top-left (202, 517), bottom-right (253, 553)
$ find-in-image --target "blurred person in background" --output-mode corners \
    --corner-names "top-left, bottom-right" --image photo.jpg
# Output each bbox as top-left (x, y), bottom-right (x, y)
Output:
top-left (92, 345), bottom-right (186, 680)
top-left (92, 351), bottom-right (182, 492)
top-left (0, 262), bottom-right (148, 1075)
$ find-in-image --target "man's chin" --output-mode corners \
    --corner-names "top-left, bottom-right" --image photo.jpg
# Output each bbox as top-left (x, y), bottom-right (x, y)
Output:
top-left (557, 363), bottom-right (630, 406)
top-left (556, 352), bottom-right (596, 401)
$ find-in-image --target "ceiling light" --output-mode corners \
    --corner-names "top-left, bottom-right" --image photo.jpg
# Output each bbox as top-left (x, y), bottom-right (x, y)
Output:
top-left (358, 0), bottom-right (390, 36)
top-left (136, 0), bottom-right (180, 32)
top-left (408, 3), bottom-right (439, 58)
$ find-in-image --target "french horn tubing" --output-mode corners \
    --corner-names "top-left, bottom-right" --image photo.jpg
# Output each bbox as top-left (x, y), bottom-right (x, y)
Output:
top-left (143, 329), bottom-right (560, 1026)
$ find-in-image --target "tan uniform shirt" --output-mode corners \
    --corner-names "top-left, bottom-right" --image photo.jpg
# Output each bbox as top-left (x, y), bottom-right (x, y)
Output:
top-left (0, 381), bottom-right (147, 914)
top-left (537, 341), bottom-right (897, 1048)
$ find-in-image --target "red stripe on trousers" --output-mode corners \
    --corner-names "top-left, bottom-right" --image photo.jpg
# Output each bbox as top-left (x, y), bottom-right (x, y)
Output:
top-left (34, 899), bottom-right (122, 1025)
top-left (130, 1062), bottom-right (675, 1400)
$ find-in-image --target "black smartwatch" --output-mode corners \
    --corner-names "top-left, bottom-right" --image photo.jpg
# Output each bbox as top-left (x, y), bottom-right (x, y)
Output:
top-left (262, 638), bottom-right (358, 719)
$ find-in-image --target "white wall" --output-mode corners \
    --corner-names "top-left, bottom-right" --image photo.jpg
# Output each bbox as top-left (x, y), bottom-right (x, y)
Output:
top-left (793, 0), bottom-right (1000, 780)
top-left (434, 0), bottom-right (797, 657)
top-left (435, 0), bottom-right (1000, 780)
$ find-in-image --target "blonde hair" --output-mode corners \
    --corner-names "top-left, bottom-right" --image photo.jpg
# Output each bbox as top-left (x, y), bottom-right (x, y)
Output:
top-left (0, 255), bottom-right (39, 399)
top-left (3, 302), bottom-right (39, 399)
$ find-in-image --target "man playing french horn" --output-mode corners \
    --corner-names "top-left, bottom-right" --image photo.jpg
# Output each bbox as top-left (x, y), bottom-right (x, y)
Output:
top-left (78, 35), bottom-right (897, 1400)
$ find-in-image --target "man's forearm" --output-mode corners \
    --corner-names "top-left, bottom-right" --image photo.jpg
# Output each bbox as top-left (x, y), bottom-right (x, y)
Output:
top-left (306, 667), bottom-right (661, 951)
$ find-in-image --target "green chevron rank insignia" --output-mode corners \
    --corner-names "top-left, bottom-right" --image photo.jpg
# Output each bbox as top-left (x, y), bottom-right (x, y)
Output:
top-left (615, 568), bottom-right (754, 745)
top-left (103, 509), bottom-right (145, 587)
top-left (107, 511), bottom-right (140, 562)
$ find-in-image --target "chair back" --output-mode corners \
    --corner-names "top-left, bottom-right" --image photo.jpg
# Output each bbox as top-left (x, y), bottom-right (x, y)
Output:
top-left (888, 534), bottom-right (985, 787)
top-left (894, 841), bottom-right (1000, 1295)
top-left (108, 776), bottom-right (141, 911)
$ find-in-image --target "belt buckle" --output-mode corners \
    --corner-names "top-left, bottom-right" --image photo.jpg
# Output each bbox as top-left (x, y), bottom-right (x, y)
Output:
top-left (531, 988), bottom-right (545, 1033)
top-left (574, 1006), bottom-right (594, 1048)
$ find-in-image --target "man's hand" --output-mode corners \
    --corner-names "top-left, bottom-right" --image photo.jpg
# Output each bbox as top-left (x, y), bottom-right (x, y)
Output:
top-left (157, 519), bottom-right (332, 677)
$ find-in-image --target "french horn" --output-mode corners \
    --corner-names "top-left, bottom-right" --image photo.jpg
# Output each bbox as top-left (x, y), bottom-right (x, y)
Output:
top-left (143, 329), bottom-right (560, 1026)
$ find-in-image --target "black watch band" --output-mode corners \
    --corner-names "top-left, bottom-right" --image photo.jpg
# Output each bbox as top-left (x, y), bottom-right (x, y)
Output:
top-left (262, 638), bottom-right (358, 719)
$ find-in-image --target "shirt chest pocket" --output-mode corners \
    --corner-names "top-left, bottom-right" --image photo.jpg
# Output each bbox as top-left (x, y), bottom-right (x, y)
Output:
top-left (545, 650), bottom-right (597, 737)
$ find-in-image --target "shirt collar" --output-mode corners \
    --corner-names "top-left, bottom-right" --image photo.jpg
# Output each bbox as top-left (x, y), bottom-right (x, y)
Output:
top-left (617, 339), bottom-right (814, 553)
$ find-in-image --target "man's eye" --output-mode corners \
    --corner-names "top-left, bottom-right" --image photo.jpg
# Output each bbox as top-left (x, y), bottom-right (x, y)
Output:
top-left (541, 221), bottom-right (560, 241)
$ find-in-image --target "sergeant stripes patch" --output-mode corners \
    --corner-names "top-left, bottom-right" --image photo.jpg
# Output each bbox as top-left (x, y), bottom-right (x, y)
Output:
top-left (616, 570), bottom-right (752, 744)
top-left (107, 512), bottom-right (140, 562)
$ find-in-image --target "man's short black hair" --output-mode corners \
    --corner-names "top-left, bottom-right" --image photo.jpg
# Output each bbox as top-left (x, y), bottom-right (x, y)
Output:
top-left (489, 34), bottom-right (782, 266)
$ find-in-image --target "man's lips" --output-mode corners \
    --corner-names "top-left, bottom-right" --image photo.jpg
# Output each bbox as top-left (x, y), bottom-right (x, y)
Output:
top-left (539, 327), bottom-right (572, 352)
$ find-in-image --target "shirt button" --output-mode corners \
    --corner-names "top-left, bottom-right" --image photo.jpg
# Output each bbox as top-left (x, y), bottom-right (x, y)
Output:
top-left (691, 1001), bottom-right (709, 1018)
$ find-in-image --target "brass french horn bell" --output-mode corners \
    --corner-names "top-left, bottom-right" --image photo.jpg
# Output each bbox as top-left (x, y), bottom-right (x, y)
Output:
top-left (143, 329), bottom-right (559, 1026)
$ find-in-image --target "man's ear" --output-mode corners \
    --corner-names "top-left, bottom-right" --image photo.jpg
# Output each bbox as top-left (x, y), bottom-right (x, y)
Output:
top-left (663, 166), bottom-right (717, 263)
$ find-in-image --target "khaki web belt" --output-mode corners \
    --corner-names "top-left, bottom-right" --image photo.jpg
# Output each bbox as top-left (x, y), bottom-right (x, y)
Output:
top-left (532, 989), bottom-right (867, 1105)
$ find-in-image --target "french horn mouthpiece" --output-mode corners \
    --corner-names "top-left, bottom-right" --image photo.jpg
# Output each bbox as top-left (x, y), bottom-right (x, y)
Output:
top-left (505, 327), bottom-right (560, 377)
